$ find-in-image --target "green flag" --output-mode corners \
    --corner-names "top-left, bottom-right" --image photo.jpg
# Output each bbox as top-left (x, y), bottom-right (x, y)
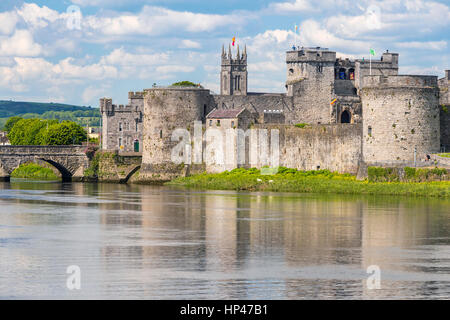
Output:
top-left (370, 48), bottom-right (376, 56)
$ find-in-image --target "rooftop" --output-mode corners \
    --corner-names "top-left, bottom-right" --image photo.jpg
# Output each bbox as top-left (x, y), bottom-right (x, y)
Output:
top-left (206, 108), bottom-right (245, 119)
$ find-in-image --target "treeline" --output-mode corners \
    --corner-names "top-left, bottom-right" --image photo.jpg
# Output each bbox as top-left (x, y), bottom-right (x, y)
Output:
top-left (0, 100), bottom-right (96, 117)
top-left (0, 101), bottom-right (101, 129)
top-left (5, 117), bottom-right (87, 146)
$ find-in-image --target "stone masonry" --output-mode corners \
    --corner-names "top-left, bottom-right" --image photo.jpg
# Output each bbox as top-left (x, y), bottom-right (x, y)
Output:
top-left (99, 45), bottom-right (449, 181)
top-left (0, 145), bottom-right (89, 182)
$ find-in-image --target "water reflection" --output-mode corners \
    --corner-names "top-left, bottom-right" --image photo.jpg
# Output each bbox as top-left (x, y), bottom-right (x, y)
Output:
top-left (0, 181), bottom-right (449, 299)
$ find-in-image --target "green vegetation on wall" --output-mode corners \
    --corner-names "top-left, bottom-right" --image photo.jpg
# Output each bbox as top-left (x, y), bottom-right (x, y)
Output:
top-left (171, 81), bottom-right (200, 87)
top-left (11, 163), bottom-right (60, 181)
top-left (368, 166), bottom-right (448, 183)
top-left (368, 167), bottom-right (399, 182)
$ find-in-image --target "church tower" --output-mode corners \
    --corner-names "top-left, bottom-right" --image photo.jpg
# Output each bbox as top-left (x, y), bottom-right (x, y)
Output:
top-left (220, 44), bottom-right (248, 96)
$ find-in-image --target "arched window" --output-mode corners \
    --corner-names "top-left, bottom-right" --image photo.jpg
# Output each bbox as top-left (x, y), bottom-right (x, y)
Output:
top-left (341, 110), bottom-right (351, 123)
top-left (349, 68), bottom-right (355, 80)
top-left (339, 68), bottom-right (347, 80)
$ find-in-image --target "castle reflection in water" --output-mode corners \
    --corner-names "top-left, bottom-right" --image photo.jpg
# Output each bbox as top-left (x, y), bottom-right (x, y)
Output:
top-left (1, 181), bottom-right (447, 299)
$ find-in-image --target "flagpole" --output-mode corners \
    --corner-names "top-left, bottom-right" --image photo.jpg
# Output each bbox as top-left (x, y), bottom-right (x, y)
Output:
top-left (294, 25), bottom-right (297, 48)
top-left (370, 54), bottom-right (372, 76)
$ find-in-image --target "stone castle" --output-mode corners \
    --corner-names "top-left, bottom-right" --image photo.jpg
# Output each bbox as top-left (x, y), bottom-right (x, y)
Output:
top-left (100, 45), bottom-right (450, 181)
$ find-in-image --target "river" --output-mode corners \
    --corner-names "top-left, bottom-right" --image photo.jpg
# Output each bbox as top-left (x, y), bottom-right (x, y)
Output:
top-left (0, 181), bottom-right (449, 299)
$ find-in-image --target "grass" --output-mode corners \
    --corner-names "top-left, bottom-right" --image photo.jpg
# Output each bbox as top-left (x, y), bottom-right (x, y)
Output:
top-left (166, 167), bottom-right (450, 198)
top-left (11, 163), bottom-right (60, 181)
top-left (438, 153), bottom-right (450, 158)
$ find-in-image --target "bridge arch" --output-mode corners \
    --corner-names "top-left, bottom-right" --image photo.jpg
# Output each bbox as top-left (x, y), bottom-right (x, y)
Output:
top-left (0, 145), bottom-right (89, 182)
top-left (119, 165), bottom-right (141, 184)
top-left (38, 159), bottom-right (73, 182)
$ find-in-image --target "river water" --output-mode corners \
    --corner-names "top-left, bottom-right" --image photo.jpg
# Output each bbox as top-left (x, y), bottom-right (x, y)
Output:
top-left (0, 181), bottom-right (449, 299)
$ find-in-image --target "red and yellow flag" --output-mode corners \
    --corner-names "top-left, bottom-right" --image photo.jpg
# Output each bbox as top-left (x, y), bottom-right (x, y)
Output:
top-left (330, 98), bottom-right (337, 105)
top-left (232, 37), bottom-right (236, 46)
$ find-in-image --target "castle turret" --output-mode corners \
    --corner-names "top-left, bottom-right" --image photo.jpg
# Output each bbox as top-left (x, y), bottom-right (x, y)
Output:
top-left (361, 75), bottom-right (440, 164)
top-left (286, 47), bottom-right (337, 124)
top-left (354, 50), bottom-right (399, 90)
top-left (220, 44), bottom-right (248, 96)
top-left (141, 87), bottom-right (211, 181)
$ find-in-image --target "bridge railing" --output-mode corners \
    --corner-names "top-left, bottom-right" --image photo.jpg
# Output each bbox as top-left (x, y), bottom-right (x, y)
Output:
top-left (0, 145), bottom-right (88, 154)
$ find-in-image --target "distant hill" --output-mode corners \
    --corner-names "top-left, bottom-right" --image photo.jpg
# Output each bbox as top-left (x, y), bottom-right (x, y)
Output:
top-left (0, 100), bottom-right (96, 117)
top-left (0, 100), bottom-right (101, 129)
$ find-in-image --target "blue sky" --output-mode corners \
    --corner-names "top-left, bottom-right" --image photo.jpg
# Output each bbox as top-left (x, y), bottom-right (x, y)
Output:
top-left (0, 0), bottom-right (448, 106)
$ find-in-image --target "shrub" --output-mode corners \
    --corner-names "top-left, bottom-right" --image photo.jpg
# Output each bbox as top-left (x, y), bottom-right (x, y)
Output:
top-left (368, 167), bottom-right (399, 182)
top-left (11, 163), bottom-right (59, 180)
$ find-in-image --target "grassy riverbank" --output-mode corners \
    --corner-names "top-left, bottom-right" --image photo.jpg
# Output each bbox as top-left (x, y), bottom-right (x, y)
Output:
top-left (167, 167), bottom-right (450, 198)
top-left (11, 163), bottom-right (60, 181)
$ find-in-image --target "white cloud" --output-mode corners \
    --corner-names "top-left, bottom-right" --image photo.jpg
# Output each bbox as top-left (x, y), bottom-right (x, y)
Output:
top-left (299, 20), bottom-right (369, 53)
top-left (179, 40), bottom-right (201, 49)
top-left (100, 47), bottom-right (169, 66)
top-left (268, 0), bottom-right (317, 13)
top-left (396, 41), bottom-right (447, 51)
top-left (53, 57), bottom-right (118, 79)
top-left (155, 65), bottom-right (195, 74)
top-left (17, 3), bottom-right (61, 29)
top-left (84, 6), bottom-right (249, 36)
top-left (0, 30), bottom-right (42, 57)
top-left (0, 11), bottom-right (19, 35)
top-left (82, 85), bottom-right (110, 104)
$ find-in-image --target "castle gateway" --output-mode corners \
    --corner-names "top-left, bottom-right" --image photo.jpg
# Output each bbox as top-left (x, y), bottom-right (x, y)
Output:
top-left (101, 45), bottom-right (450, 181)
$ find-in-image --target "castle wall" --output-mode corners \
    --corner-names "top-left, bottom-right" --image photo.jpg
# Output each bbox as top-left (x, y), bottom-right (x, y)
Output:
top-left (439, 71), bottom-right (449, 105)
top-left (100, 92), bottom-right (143, 152)
top-left (286, 48), bottom-right (336, 125)
top-left (440, 106), bottom-right (450, 150)
top-left (361, 75), bottom-right (440, 164)
top-left (202, 123), bottom-right (362, 175)
top-left (290, 70), bottom-right (335, 124)
top-left (277, 124), bottom-right (362, 174)
top-left (140, 87), bottom-right (212, 181)
top-left (331, 96), bottom-right (362, 124)
top-left (334, 80), bottom-right (357, 96)
top-left (355, 52), bottom-right (399, 90)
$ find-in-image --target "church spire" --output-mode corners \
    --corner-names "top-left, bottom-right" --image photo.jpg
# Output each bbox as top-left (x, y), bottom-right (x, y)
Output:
top-left (228, 44), bottom-right (232, 59)
top-left (237, 45), bottom-right (240, 60)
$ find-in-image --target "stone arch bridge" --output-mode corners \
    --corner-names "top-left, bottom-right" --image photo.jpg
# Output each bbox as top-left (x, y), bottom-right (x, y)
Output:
top-left (0, 145), bottom-right (89, 182)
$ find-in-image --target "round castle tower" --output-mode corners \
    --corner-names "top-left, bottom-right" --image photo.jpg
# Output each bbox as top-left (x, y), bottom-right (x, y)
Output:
top-left (141, 87), bottom-right (211, 181)
top-left (361, 75), bottom-right (440, 164)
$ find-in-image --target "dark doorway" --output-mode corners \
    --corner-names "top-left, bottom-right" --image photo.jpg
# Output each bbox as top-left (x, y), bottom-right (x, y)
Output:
top-left (341, 110), bottom-right (351, 123)
top-left (134, 140), bottom-right (140, 152)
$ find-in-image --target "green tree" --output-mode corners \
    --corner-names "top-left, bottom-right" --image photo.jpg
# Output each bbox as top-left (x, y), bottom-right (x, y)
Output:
top-left (8, 119), bottom-right (56, 145)
top-left (39, 121), bottom-right (87, 145)
top-left (171, 81), bottom-right (200, 87)
top-left (4, 116), bottom-right (23, 133)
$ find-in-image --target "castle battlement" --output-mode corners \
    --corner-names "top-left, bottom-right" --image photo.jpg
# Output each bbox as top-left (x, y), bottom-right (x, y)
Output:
top-left (286, 47), bottom-right (336, 63)
top-left (363, 75), bottom-right (438, 88)
top-left (128, 91), bottom-right (144, 100)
